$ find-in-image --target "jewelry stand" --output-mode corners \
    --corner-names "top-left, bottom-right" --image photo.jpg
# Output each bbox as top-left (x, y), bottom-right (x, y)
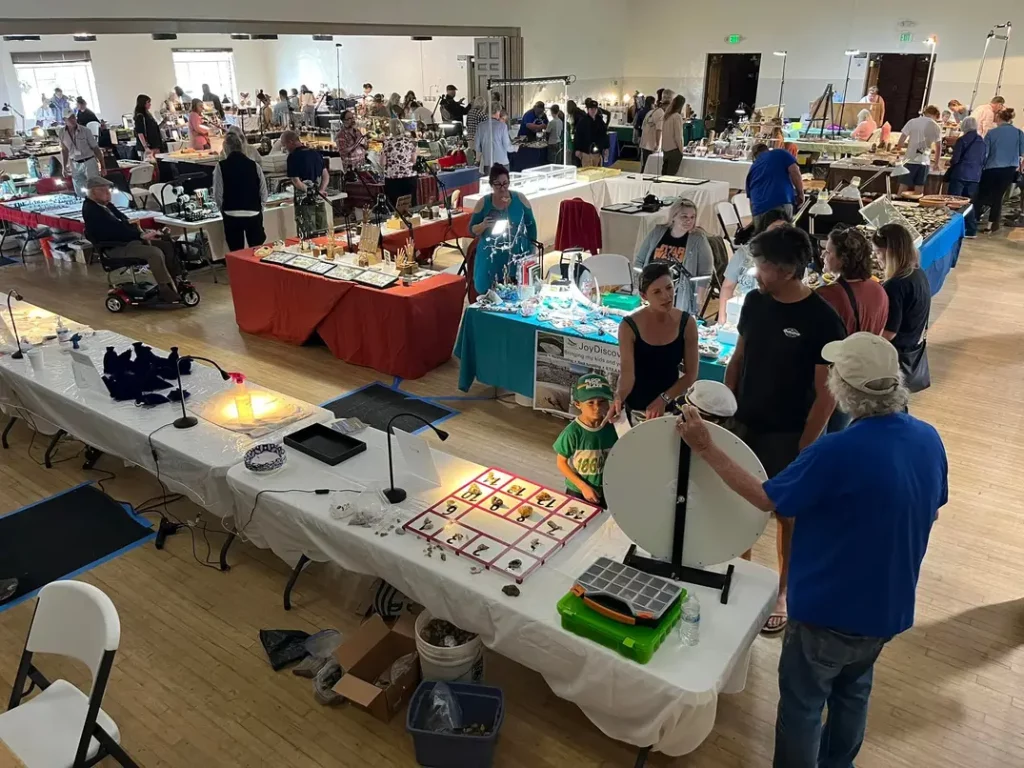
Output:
top-left (622, 439), bottom-right (735, 604)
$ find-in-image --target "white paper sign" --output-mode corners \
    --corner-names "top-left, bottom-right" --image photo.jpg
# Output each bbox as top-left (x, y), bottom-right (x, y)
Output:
top-left (68, 349), bottom-right (106, 394)
top-left (394, 429), bottom-right (441, 488)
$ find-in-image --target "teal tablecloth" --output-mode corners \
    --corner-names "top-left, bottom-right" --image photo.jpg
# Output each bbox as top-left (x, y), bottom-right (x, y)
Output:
top-left (455, 307), bottom-right (730, 398)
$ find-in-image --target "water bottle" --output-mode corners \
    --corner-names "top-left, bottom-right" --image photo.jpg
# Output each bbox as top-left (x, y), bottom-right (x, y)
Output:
top-left (678, 592), bottom-right (700, 646)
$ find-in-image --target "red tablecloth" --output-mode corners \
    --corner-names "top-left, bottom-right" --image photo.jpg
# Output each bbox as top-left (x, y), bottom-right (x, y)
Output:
top-left (380, 212), bottom-right (473, 255)
top-left (225, 247), bottom-right (467, 379)
top-left (0, 202), bottom-right (155, 236)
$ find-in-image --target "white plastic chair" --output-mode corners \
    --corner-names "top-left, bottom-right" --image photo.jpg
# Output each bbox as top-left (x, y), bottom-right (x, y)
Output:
top-left (716, 201), bottom-right (741, 243)
top-left (583, 253), bottom-right (636, 293)
top-left (0, 581), bottom-right (137, 768)
top-left (731, 193), bottom-right (753, 227)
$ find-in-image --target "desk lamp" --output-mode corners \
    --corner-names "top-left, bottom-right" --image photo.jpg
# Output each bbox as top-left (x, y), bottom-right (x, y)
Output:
top-left (173, 355), bottom-right (233, 429)
top-left (384, 412), bottom-right (449, 503)
top-left (5, 289), bottom-right (24, 359)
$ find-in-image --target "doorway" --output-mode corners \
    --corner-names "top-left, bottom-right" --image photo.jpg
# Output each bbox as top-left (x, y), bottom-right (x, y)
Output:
top-left (702, 53), bottom-right (761, 134)
top-left (867, 53), bottom-right (934, 130)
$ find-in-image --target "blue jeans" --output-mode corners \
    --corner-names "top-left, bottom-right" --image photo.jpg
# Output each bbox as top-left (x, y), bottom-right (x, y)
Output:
top-left (774, 620), bottom-right (889, 768)
top-left (948, 179), bottom-right (979, 235)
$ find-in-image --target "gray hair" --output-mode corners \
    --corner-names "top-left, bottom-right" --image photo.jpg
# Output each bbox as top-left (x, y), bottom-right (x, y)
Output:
top-left (280, 129), bottom-right (300, 146)
top-left (223, 132), bottom-right (244, 155)
top-left (827, 367), bottom-right (909, 420)
top-left (961, 116), bottom-right (979, 133)
top-left (857, 109), bottom-right (871, 122)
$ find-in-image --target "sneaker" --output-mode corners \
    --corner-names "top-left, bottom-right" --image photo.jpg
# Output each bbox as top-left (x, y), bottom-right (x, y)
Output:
top-left (965, 234), bottom-right (977, 239)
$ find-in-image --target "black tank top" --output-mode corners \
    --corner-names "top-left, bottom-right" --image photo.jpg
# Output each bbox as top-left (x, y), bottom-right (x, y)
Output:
top-left (623, 311), bottom-right (689, 411)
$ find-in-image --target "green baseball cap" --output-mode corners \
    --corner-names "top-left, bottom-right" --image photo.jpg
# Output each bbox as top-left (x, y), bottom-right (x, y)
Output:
top-left (574, 373), bottom-right (613, 402)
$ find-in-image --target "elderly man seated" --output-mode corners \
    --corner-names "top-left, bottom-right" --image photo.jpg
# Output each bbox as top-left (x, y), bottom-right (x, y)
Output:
top-left (81, 176), bottom-right (182, 302)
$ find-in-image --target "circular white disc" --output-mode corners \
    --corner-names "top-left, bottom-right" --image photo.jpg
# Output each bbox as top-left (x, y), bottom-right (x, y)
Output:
top-left (603, 416), bottom-right (770, 567)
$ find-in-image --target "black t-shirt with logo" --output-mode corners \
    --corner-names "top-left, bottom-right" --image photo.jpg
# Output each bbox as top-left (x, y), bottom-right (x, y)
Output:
top-left (735, 289), bottom-right (847, 433)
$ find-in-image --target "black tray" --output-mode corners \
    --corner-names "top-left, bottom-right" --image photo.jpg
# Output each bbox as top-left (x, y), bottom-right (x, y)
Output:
top-left (284, 423), bottom-right (366, 466)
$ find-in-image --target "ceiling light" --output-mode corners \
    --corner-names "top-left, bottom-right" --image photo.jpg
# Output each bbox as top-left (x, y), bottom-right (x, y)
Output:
top-left (73, 33), bottom-right (96, 42)
top-left (3, 36), bottom-right (41, 42)
top-left (230, 33), bottom-right (250, 40)
top-left (844, 49), bottom-right (861, 56)
top-left (411, 36), bottom-right (433, 41)
top-left (152, 33), bottom-right (177, 41)
top-left (312, 34), bottom-right (333, 41)
top-left (773, 51), bottom-right (787, 57)
top-left (250, 34), bottom-right (278, 40)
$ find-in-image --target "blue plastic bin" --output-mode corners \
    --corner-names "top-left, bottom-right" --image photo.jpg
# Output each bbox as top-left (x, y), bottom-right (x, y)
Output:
top-left (406, 681), bottom-right (505, 768)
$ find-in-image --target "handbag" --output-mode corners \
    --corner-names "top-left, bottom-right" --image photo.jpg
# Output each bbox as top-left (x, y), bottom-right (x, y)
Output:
top-left (900, 341), bottom-right (931, 393)
top-left (837, 278), bottom-right (862, 333)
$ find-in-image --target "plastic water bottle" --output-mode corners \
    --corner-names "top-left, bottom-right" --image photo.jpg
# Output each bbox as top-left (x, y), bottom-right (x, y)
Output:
top-left (678, 593), bottom-right (700, 646)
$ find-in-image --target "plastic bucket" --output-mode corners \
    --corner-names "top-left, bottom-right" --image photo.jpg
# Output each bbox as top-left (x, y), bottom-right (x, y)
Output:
top-left (415, 611), bottom-right (484, 683)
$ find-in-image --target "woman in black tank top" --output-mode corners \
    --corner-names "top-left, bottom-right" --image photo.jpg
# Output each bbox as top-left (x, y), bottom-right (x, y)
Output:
top-left (611, 262), bottom-right (699, 420)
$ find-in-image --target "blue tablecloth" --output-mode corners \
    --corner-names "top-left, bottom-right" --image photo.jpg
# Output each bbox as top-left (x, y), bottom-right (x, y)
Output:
top-left (455, 306), bottom-right (729, 399)
top-left (605, 132), bottom-right (619, 167)
top-left (918, 210), bottom-right (965, 296)
top-left (436, 167), bottom-right (480, 191)
top-left (510, 146), bottom-right (549, 172)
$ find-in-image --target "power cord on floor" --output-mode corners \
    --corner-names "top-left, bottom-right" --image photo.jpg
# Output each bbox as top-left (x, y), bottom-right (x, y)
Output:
top-left (234, 487), bottom-right (362, 541)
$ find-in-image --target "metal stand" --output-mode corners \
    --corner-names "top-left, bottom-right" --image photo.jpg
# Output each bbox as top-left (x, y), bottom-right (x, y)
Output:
top-left (803, 84), bottom-right (836, 140)
top-left (42, 429), bottom-right (67, 468)
top-left (284, 554), bottom-right (310, 610)
top-left (634, 746), bottom-right (652, 767)
top-left (622, 439), bottom-right (735, 604)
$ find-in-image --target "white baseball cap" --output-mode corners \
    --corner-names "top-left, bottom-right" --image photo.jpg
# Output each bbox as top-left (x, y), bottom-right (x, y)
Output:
top-left (684, 380), bottom-right (737, 418)
top-left (822, 332), bottom-right (900, 394)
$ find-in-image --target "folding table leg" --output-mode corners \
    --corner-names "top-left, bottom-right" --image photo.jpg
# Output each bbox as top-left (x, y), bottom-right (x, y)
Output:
top-left (283, 554), bottom-right (310, 611)
top-left (82, 446), bottom-right (103, 470)
top-left (219, 532), bottom-right (236, 571)
top-left (634, 746), bottom-right (651, 768)
top-left (1, 416), bottom-right (15, 448)
top-left (42, 429), bottom-right (66, 468)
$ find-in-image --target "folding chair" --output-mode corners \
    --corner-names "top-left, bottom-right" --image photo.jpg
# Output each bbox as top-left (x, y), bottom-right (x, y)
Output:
top-left (731, 193), bottom-right (753, 227)
top-left (716, 201), bottom-right (741, 244)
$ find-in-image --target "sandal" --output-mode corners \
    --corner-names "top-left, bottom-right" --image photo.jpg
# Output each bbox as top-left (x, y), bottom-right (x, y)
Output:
top-left (761, 613), bottom-right (788, 635)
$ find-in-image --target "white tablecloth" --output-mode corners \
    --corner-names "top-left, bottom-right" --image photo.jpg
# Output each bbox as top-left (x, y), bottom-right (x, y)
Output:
top-left (0, 329), bottom-right (329, 518)
top-left (643, 154), bottom-right (753, 190)
top-left (225, 427), bottom-right (777, 757)
top-left (156, 204), bottom-right (308, 262)
top-left (599, 175), bottom-right (730, 235)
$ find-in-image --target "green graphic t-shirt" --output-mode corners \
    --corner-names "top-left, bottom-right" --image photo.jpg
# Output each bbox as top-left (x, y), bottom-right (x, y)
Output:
top-left (553, 418), bottom-right (619, 494)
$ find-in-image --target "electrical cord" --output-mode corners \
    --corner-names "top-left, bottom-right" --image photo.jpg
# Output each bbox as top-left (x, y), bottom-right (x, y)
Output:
top-left (234, 487), bottom-right (361, 540)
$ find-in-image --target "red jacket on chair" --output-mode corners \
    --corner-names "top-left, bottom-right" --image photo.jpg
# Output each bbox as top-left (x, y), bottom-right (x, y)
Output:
top-left (555, 197), bottom-right (602, 254)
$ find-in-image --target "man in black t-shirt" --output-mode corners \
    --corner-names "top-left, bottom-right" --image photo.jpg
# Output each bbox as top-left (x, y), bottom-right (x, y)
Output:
top-left (725, 224), bottom-right (846, 634)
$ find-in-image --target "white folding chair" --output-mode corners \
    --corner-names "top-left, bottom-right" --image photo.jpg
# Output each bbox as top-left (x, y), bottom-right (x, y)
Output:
top-left (716, 201), bottom-right (741, 244)
top-left (583, 253), bottom-right (636, 293)
top-left (0, 581), bottom-right (137, 768)
top-left (732, 193), bottom-right (753, 227)
top-left (128, 164), bottom-right (155, 209)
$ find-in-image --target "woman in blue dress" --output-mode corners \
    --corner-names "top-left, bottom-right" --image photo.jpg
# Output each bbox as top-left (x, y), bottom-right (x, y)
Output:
top-left (469, 163), bottom-right (538, 295)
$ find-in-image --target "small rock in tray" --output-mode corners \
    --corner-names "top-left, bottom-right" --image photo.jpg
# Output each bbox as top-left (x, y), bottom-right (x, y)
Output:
top-left (502, 584), bottom-right (521, 597)
top-left (421, 618), bottom-right (477, 647)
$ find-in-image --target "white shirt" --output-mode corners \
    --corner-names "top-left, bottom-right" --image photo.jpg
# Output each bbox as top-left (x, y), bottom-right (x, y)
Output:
top-left (545, 115), bottom-right (564, 146)
top-left (639, 107), bottom-right (665, 151)
top-left (901, 115), bottom-right (941, 165)
top-left (971, 104), bottom-right (998, 137)
top-left (60, 124), bottom-right (99, 161)
top-left (413, 105), bottom-right (434, 124)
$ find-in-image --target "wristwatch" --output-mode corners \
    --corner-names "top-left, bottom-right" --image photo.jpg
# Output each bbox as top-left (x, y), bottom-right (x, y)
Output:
top-left (660, 392), bottom-right (672, 405)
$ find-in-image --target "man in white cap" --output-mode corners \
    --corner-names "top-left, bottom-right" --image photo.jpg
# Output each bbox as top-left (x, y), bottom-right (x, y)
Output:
top-left (676, 332), bottom-right (947, 768)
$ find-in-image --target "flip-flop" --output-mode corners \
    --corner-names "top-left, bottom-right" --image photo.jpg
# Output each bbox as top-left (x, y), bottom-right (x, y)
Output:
top-left (0, 578), bottom-right (18, 604)
top-left (761, 613), bottom-right (788, 635)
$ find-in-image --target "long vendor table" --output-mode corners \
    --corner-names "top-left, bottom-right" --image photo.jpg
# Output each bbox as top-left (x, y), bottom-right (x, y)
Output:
top-left (225, 244), bottom-right (467, 379)
top-left (456, 305), bottom-right (731, 399)
top-left (224, 426), bottom-right (777, 758)
top-left (643, 154), bottom-right (752, 190)
top-left (0, 321), bottom-right (328, 520)
top-left (918, 210), bottom-right (966, 296)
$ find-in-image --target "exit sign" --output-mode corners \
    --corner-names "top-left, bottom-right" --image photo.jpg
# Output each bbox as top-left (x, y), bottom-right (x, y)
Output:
top-left (726, 34), bottom-right (743, 44)
top-left (900, 31), bottom-right (914, 42)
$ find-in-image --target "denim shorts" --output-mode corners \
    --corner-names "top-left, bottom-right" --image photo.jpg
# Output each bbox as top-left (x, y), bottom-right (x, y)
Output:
top-left (904, 163), bottom-right (930, 187)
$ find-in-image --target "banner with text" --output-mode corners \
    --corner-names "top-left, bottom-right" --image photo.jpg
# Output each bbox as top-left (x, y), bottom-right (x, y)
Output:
top-left (533, 330), bottom-right (620, 418)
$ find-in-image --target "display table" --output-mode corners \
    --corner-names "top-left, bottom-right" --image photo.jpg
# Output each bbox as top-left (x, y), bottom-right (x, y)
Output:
top-left (0, 327), bottom-right (328, 519)
top-left (822, 161), bottom-right (945, 197)
top-left (600, 175), bottom-right (730, 234)
top-left (509, 145), bottom-right (549, 172)
top-left (225, 246), bottom-right (466, 379)
top-left (600, 207), bottom-right (666, 259)
top-left (785, 137), bottom-right (872, 156)
top-left (378, 211), bottom-right (473, 256)
top-left (155, 204), bottom-right (300, 264)
top-left (1, 737), bottom-right (26, 768)
top-left (0, 199), bottom-right (155, 236)
top-left (919, 210), bottom-right (966, 296)
top-left (456, 306), bottom-right (731, 398)
top-left (465, 179), bottom-right (604, 245)
top-left (224, 427), bottom-right (777, 757)
top-left (643, 154), bottom-right (752, 190)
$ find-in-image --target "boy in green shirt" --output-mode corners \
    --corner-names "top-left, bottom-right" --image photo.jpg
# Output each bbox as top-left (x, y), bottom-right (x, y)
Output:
top-left (553, 373), bottom-right (619, 507)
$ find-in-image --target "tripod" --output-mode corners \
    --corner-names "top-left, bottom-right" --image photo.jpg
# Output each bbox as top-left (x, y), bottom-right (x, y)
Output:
top-left (803, 84), bottom-right (836, 139)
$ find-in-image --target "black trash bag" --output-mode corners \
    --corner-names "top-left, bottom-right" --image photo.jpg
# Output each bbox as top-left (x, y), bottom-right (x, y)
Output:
top-left (259, 629), bottom-right (311, 671)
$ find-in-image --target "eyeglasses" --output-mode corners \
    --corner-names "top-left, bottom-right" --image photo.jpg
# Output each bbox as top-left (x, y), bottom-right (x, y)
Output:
top-left (491, 180), bottom-right (510, 189)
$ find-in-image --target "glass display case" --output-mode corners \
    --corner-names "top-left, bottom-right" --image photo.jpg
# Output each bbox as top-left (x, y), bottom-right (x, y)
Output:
top-left (521, 164), bottom-right (578, 191)
top-left (478, 171), bottom-right (526, 197)
top-left (860, 197), bottom-right (923, 247)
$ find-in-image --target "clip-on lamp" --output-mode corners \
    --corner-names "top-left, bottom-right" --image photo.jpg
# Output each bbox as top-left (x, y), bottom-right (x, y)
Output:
top-left (384, 412), bottom-right (449, 504)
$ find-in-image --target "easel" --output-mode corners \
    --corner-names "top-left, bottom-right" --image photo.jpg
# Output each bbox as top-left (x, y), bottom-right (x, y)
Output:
top-left (803, 83), bottom-right (837, 139)
top-left (622, 440), bottom-right (735, 605)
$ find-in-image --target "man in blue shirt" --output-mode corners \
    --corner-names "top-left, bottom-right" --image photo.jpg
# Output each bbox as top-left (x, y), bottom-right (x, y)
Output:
top-left (518, 101), bottom-right (548, 138)
top-left (746, 143), bottom-right (804, 226)
top-left (677, 332), bottom-right (947, 768)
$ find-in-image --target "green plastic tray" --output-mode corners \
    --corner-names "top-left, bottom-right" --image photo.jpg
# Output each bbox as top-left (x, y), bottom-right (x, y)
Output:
top-left (556, 588), bottom-right (684, 664)
top-left (601, 293), bottom-right (642, 312)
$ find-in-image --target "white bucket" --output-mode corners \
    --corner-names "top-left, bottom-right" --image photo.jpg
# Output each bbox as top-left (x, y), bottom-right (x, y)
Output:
top-left (414, 611), bottom-right (484, 683)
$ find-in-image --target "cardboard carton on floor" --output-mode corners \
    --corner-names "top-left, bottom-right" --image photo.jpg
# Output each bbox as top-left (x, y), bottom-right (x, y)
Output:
top-left (333, 613), bottom-right (419, 721)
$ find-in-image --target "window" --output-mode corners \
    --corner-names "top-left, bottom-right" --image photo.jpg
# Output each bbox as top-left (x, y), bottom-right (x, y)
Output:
top-left (172, 49), bottom-right (236, 104)
top-left (12, 52), bottom-right (100, 121)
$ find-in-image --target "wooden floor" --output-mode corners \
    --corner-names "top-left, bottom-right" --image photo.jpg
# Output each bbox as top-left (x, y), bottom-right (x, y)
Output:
top-left (1, 228), bottom-right (1023, 768)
